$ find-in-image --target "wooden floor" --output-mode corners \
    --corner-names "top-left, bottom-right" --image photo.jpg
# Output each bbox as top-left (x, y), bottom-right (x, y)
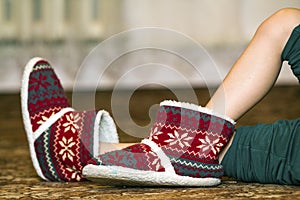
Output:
top-left (0, 86), bottom-right (299, 199)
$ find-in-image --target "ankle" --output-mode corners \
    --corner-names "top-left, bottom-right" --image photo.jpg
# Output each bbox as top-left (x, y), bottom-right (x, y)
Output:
top-left (219, 131), bottom-right (235, 164)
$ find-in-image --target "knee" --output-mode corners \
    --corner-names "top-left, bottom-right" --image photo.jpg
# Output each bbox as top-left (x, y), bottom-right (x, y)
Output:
top-left (257, 8), bottom-right (300, 46)
top-left (271, 8), bottom-right (300, 29)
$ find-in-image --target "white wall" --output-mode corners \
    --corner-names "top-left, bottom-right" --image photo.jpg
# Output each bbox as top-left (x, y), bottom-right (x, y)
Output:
top-left (0, 0), bottom-right (299, 92)
top-left (120, 0), bottom-right (299, 45)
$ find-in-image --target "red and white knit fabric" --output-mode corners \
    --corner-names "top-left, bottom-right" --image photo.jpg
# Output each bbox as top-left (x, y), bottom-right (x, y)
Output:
top-left (84, 100), bottom-right (235, 186)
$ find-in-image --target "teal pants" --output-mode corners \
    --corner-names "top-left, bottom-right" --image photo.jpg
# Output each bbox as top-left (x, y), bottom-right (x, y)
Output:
top-left (221, 24), bottom-right (300, 185)
top-left (222, 120), bottom-right (300, 185)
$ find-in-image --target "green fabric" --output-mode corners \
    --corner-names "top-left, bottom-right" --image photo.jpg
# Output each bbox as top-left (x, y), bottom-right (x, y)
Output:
top-left (222, 119), bottom-right (300, 185)
top-left (282, 24), bottom-right (300, 82)
top-left (222, 24), bottom-right (300, 185)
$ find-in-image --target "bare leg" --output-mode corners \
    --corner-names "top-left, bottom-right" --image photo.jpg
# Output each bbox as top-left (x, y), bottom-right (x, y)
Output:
top-left (206, 8), bottom-right (300, 120)
top-left (206, 8), bottom-right (300, 162)
top-left (99, 142), bottom-right (136, 154)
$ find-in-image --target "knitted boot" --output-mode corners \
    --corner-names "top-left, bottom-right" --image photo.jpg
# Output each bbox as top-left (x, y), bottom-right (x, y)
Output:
top-left (21, 57), bottom-right (119, 181)
top-left (83, 100), bottom-right (235, 186)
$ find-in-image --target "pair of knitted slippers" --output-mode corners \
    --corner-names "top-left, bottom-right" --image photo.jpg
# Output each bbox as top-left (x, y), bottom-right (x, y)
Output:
top-left (21, 57), bottom-right (235, 186)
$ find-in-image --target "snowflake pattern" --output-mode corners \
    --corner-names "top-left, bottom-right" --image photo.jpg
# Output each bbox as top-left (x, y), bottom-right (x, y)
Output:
top-left (59, 136), bottom-right (76, 161)
top-left (37, 112), bottom-right (55, 125)
top-left (197, 135), bottom-right (224, 155)
top-left (148, 151), bottom-right (161, 171)
top-left (62, 113), bottom-right (80, 133)
top-left (164, 130), bottom-right (193, 148)
top-left (150, 127), bottom-right (164, 140)
top-left (29, 73), bottom-right (51, 92)
top-left (66, 166), bottom-right (82, 181)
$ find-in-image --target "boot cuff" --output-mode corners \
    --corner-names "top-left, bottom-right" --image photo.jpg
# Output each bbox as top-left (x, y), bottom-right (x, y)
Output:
top-left (160, 100), bottom-right (235, 125)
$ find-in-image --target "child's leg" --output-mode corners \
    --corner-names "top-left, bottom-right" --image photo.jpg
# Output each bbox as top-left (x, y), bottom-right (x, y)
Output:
top-left (99, 142), bottom-right (136, 154)
top-left (206, 8), bottom-right (300, 120)
top-left (95, 8), bottom-right (300, 185)
top-left (216, 8), bottom-right (300, 163)
top-left (216, 8), bottom-right (300, 185)
top-left (221, 24), bottom-right (300, 184)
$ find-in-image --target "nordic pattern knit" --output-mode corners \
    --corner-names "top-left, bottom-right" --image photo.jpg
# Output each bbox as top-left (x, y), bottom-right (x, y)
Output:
top-left (91, 101), bottom-right (235, 179)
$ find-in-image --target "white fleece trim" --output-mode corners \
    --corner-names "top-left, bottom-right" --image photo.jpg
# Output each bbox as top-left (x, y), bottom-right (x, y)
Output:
top-left (21, 57), bottom-right (48, 181)
top-left (141, 139), bottom-right (175, 174)
top-left (93, 110), bottom-right (119, 156)
top-left (33, 107), bottom-right (74, 140)
top-left (160, 100), bottom-right (236, 125)
top-left (82, 164), bottom-right (220, 187)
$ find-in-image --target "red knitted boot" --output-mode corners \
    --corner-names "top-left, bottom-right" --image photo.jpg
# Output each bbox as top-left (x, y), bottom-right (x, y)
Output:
top-left (21, 57), bottom-right (119, 181)
top-left (83, 100), bottom-right (235, 186)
